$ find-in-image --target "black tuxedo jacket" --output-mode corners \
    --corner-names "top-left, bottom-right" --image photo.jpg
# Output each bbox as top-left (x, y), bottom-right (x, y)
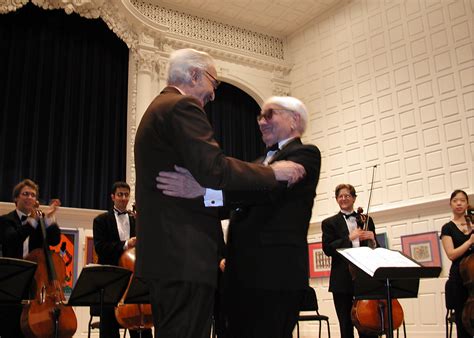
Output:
top-left (0, 210), bottom-right (61, 258)
top-left (93, 210), bottom-right (136, 266)
top-left (224, 138), bottom-right (321, 291)
top-left (321, 212), bottom-right (377, 293)
top-left (134, 86), bottom-right (279, 287)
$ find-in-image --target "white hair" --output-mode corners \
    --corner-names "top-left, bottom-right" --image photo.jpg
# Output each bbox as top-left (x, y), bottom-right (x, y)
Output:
top-left (167, 48), bottom-right (215, 86)
top-left (263, 96), bottom-right (308, 135)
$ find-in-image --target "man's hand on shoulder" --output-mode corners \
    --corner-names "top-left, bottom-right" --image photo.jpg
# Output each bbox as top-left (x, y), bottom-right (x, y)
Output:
top-left (156, 165), bottom-right (205, 198)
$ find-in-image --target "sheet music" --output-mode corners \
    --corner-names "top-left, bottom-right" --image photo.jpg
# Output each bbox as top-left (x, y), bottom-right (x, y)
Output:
top-left (338, 247), bottom-right (420, 277)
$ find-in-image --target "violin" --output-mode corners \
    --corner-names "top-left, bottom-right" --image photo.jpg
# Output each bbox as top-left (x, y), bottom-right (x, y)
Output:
top-left (20, 200), bottom-right (77, 338)
top-left (114, 206), bottom-right (154, 331)
top-left (350, 165), bottom-right (405, 335)
top-left (459, 206), bottom-right (474, 335)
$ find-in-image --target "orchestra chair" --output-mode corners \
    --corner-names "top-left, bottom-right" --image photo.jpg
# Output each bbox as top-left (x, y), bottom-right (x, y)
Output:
top-left (444, 281), bottom-right (456, 338)
top-left (88, 306), bottom-right (128, 338)
top-left (296, 286), bottom-right (330, 338)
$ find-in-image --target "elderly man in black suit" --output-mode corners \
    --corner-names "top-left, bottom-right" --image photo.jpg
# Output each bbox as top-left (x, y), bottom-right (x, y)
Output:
top-left (134, 48), bottom-right (305, 338)
top-left (0, 178), bottom-right (61, 338)
top-left (92, 181), bottom-right (152, 338)
top-left (156, 95), bottom-right (321, 338)
top-left (322, 184), bottom-right (378, 338)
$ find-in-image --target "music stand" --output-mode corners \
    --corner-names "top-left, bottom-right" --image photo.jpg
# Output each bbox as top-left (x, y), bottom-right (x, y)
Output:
top-left (0, 257), bottom-right (37, 305)
top-left (123, 275), bottom-right (150, 305)
top-left (339, 249), bottom-right (441, 338)
top-left (67, 265), bottom-right (132, 335)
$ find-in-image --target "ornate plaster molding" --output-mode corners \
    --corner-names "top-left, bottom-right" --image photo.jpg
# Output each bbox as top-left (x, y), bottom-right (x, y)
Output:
top-left (271, 77), bottom-right (291, 96)
top-left (131, 0), bottom-right (284, 60)
top-left (31, 0), bottom-right (104, 18)
top-left (0, 0), bottom-right (28, 14)
top-left (129, 0), bottom-right (292, 73)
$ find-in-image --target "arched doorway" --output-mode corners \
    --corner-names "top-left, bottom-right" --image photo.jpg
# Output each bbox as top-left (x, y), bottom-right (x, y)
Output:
top-left (204, 82), bottom-right (265, 162)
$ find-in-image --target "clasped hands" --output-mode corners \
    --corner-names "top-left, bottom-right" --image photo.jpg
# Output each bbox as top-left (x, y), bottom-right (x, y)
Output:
top-left (156, 161), bottom-right (306, 198)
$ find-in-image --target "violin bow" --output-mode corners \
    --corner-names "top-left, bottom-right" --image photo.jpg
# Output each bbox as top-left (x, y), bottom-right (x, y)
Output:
top-left (364, 165), bottom-right (377, 248)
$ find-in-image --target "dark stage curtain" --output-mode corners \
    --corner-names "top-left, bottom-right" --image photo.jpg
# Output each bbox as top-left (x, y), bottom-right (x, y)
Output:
top-left (205, 82), bottom-right (265, 162)
top-left (0, 3), bottom-right (129, 209)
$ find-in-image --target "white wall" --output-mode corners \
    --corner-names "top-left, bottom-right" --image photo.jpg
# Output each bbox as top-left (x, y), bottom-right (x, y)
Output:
top-left (286, 0), bottom-right (473, 336)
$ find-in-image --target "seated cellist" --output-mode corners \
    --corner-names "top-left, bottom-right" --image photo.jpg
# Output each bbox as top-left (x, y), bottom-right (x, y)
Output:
top-left (0, 178), bottom-right (61, 338)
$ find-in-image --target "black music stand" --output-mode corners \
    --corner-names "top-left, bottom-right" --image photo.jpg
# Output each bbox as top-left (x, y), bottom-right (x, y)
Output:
top-left (67, 265), bottom-right (132, 336)
top-left (0, 257), bottom-right (37, 305)
top-left (123, 275), bottom-right (150, 305)
top-left (339, 249), bottom-right (441, 338)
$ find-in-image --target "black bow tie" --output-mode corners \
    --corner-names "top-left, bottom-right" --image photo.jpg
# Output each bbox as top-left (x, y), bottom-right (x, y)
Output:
top-left (20, 215), bottom-right (28, 222)
top-left (343, 212), bottom-right (358, 219)
top-left (114, 209), bottom-right (128, 216)
top-left (265, 143), bottom-right (279, 153)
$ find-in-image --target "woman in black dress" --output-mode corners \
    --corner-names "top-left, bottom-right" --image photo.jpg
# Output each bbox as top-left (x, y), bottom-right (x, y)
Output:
top-left (440, 189), bottom-right (474, 338)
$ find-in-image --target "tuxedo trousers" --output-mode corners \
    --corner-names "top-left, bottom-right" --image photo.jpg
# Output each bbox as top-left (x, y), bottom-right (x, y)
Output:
top-left (226, 287), bottom-right (305, 338)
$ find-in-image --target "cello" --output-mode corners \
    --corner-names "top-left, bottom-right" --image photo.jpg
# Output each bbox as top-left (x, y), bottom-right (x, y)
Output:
top-left (114, 206), bottom-right (154, 332)
top-left (350, 165), bottom-right (405, 335)
top-left (20, 200), bottom-right (77, 338)
top-left (459, 206), bottom-right (474, 336)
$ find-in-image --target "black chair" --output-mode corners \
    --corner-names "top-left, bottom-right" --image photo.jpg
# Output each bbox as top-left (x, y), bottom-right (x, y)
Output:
top-left (445, 281), bottom-right (456, 338)
top-left (296, 287), bottom-right (330, 338)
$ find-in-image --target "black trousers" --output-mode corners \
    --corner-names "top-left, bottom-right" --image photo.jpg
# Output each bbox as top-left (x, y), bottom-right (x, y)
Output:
top-left (226, 287), bottom-right (305, 338)
top-left (333, 292), bottom-right (377, 338)
top-left (147, 279), bottom-right (214, 338)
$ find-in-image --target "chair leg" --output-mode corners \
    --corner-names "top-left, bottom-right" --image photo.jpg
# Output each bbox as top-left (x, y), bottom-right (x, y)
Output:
top-left (326, 319), bottom-right (331, 338)
top-left (296, 321), bottom-right (300, 338)
top-left (88, 316), bottom-right (93, 338)
top-left (318, 320), bottom-right (322, 338)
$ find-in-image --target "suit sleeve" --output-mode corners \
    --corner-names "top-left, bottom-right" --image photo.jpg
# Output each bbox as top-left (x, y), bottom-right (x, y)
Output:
top-left (45, 223), bottom-right (61, 246)
top-left (223, 145), bottom-right (321, 207)
top-left (0, 215), bottom-right (35, 250)
top-left (170, 98), bottom-right (278, 191)
top-left (322, 217), bottom-right (352, 257)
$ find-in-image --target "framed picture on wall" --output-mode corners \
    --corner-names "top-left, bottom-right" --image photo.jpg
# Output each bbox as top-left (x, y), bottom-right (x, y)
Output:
top-left (401, 231), bottom-right (442, 267)
top-left (308, 242), bottom-right (331, 278)
top-left (49, 228), bottom-right (79, 298)
top-left (85, 235), bottom-right (98, 265)
top-left (376, 232), bottom-right (388, 249)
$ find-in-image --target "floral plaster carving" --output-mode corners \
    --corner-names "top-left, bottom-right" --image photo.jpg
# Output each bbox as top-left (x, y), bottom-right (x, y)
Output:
top-left (0, 0), bottom-right (28, 13)
top-left (31, 0), bottom-right (104, 18)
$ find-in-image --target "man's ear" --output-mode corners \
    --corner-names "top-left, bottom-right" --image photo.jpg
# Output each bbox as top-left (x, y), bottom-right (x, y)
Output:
top-left (190, 68), bottom-right (200, 83)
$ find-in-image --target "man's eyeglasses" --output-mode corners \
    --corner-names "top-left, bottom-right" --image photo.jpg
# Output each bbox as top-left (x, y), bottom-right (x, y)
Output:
top-left (256, 108), bottom-right (292, 122)
top-left (204, 70), bottom-right (220, 90)
top-left (20, 191), bottom-right (37, 198)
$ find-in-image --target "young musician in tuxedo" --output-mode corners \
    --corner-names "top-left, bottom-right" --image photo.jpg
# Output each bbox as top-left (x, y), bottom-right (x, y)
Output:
top-left (321, 184), bottom-right (378, 338)
top-left (0, 178), bottom-right (61, 338)
top-left (440, 189), bottom-right (474, 338)
top-left (93, 181), bottom-right (152, 338)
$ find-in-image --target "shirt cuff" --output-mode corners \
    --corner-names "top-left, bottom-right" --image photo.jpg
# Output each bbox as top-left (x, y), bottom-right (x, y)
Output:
top-left (204, 189), bottom-right (223, 207)
top-left (27, 217), bottom-right (38, 229)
